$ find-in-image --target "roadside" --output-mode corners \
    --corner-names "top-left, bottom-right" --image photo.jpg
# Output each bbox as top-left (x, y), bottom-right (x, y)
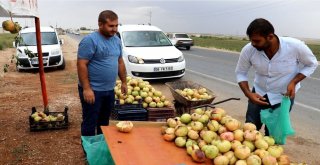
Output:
top-left (193, 45), bottom-right (320, 65)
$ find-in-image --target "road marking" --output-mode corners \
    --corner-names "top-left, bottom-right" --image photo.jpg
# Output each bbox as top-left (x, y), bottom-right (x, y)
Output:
top-left (186, 69), bottom-right (238, 86)
top-left (186, 69), bottom-right (320, 113)
top-left (184, 53), bottom-right (320, 81)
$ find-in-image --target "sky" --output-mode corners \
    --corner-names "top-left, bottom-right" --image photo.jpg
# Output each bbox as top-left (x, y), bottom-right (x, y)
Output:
top-left (2, 0), bottom-right (320, 39)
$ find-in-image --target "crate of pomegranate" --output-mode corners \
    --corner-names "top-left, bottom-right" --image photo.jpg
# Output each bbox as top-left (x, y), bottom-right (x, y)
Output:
top-left (165, 81), bottom-right (216, 107)
top-left (29, 106), bottom-right (69, 131)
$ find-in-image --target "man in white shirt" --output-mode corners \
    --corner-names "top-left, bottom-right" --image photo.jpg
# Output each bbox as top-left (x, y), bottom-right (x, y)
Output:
top-left (235, 18), bottom-right (318, 135)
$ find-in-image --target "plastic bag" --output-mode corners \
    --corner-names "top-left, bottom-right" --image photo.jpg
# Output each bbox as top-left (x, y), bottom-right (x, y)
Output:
top-left (260, 96), bottom-right (295, 144)
top-left (81, 134), bottom-right (115, 165)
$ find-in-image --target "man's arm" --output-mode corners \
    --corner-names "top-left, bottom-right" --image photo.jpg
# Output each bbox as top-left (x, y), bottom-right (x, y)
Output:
top-left (77, 59), bottom-right (95, 104)
top-left (118, 57), bottom-right (127, 94)
top-left (238, 81), bottom-right (269, 105)
top-left (235, 45), bottom-right (268, 105)
top-left (286, 73), bottom-right (306, 98)
top-left (286, 41), bottom-right (319, 98)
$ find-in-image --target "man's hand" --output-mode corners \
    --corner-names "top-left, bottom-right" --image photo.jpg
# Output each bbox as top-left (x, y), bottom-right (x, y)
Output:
top-left (121, 82), bottom-right (127, 95)
top-left (247, 92), bottom-right (269, 106)
top-left (285, 81), bottom-right (296, 99)
top-left (83, 88), bottom-right (95, 104)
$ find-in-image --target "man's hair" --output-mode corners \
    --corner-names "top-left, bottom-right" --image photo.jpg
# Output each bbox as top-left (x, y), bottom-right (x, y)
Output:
top-left (98, 10), bottom-right (118, 24)
top-left (246, 18), bottom-right (274, 37)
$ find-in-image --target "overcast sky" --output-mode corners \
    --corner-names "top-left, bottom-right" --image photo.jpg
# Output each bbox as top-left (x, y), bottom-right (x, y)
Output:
top-left (2, 0), bottom-right (320, 39)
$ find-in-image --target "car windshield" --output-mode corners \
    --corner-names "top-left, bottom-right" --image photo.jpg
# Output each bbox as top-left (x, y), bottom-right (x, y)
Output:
top-left (175, 34), bottom-right (189, 38)
top-left (122, 31), bottom-right (172, 47)
top-left (19, 32), bottom-right (58, 46)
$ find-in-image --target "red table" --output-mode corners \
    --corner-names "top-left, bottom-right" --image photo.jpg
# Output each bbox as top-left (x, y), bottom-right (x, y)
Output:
top-left (101, 121), bottom-right (212, 165)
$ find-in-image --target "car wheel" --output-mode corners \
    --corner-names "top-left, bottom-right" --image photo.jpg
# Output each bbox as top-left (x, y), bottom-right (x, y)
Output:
top-left (57, 58), bottom-right (66, 70)
top-left (186, 46), bottom-right (190, 50)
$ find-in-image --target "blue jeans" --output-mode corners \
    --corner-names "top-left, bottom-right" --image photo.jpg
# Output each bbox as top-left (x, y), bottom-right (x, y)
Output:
top-left (78, 85), bottom-right (115, 136)
top-left (245, 89), bottom-right (294, 136)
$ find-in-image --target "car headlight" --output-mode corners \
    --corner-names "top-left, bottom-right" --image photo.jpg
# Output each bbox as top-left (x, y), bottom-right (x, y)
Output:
top-left (178, 55), bottom-right (184, 62)
top-left (51, 49), bottom-right (60, 56)
top-left (17, 49), bottom-right (24, 57)
top-left (128, 55), bottom-right (144, 64)
top-left (17, 52), bottom-right (24, 57)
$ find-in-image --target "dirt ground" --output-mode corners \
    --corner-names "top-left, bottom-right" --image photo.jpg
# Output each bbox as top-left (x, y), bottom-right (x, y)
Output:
top-left (0, 35), bottom-right (316, 164)
top-left (0, 36), bottom-right (85, 165)
top-left (0, 35), bottom-right (175, 165)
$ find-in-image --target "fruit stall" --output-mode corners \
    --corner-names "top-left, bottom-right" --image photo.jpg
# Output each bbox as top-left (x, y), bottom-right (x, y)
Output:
top-left (102, 77), bottom-right (305, 165)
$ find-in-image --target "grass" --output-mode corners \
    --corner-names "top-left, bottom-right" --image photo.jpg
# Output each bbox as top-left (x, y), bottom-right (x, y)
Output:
top-left (191, 36), bottom-right (249, 52)
top-left (191, 36), bottom-right (320, 60)
top-left (0, 33), bottom-right (15, 50)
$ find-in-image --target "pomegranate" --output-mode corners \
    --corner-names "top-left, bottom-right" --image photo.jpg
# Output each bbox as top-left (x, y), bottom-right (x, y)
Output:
top-left (220, 132), bottom-right (235, 141)
top-left (191, 149), bottom-right (206, 163)
top-left (243, 123), bottom-right (257, 131)
top-left (234, 129), bottom-right (244, 142)
top-left (214, 155), bottom-right (230, 165)
top-left (255, 139), bottom-right (269, 150)
top-left (277, 154), bottom-right (291, 165)
top-left (217, 140), bottom-right (232, 153)
top-left (246, 155), bottom-right (261, 165)
top-left (225, 119), bottom-right (241, 131)
top-left (116, 121), bottom-right (133, 133)
top-left (244, 130), bottom-right (256, 141)
top-left (234, 145), bottom-right (251, 160)
top-left (262, 155), bottom-right (277, 165)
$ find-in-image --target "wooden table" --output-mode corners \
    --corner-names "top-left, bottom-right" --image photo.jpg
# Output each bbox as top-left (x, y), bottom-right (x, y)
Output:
top-left (101, 121), bottom-right (212, 165)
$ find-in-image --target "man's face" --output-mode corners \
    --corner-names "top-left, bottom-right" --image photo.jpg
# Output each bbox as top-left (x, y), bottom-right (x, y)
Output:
top-left (99, 18), bottom-right (118, 37)
top-left (249, 33), bottom-right (271, 51)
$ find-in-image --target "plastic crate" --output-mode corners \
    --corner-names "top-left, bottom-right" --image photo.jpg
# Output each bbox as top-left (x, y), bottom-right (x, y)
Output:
top-left (165, 81), bottom-right (216, 107)
top-left (114, 99), bottom-right (143, 109)
top-left (147, 107), bottom-right (175, 122)
top-left (29, 106), bottom-right (69, 132)
top-left (111, 108), bottom-right (148, 121)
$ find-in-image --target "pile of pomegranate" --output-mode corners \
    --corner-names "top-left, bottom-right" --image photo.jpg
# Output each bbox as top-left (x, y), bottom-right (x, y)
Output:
top-left (161, 107), bottom-right (301, 165)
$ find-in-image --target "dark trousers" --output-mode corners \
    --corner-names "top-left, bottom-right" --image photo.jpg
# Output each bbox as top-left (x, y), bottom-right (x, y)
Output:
top-left (245, 89), bottom-right (294, 136)
top-left (78, 85), bottom-right (115, 136)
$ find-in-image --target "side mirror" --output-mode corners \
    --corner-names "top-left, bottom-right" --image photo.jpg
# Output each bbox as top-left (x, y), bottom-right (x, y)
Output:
top-left (59, 39), bottom-right (64, 45)
top-left (12, 41), bottom-right (16, 48)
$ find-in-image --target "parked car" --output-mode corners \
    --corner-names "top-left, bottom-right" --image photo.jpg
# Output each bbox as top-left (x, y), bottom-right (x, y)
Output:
top-left (14, 26), bottom-right (65, 71)
top-left (117, 24), bottom-right (185, 79)
top-left (167, 33), bottom-right (194, 50)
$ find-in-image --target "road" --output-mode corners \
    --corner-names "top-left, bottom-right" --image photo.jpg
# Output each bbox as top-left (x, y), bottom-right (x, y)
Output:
top-left (70, 33), bottom-right (320, 163)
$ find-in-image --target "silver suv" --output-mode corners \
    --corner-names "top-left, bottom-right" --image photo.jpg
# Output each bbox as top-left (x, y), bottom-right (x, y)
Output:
top-left (167, 33), bottom-right (194, 50)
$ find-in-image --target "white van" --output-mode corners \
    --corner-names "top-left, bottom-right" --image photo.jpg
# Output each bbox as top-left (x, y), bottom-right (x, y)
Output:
top-left (14, 26), bottom-right (65, 71)
top-left (118, 25), bottom-right (185, 79)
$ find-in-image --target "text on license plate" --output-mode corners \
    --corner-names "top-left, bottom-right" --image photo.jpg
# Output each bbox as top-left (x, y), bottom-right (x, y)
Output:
top-left (154, 66), bottom-right (173, 72)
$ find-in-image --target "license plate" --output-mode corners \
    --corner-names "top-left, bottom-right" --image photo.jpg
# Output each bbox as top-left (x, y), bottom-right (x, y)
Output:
top-left (31, 58), bottom-right (47, 65)
top-left (154, 66), bottom-right (173, 72)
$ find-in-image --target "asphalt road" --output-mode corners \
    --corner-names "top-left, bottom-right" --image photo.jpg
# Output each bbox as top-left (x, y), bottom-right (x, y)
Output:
top-left (179, 47), bottom-right (320, 146)
top-left (70, 33), bottom-right (320, 151)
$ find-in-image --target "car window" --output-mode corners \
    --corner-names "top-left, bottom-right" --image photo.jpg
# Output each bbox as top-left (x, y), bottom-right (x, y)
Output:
top-left (19, 32), bottom-right (58, 46)
top-left (175, 34), bottom-right (189, 38)
top-left (122, 31), bottom-right (172, 47)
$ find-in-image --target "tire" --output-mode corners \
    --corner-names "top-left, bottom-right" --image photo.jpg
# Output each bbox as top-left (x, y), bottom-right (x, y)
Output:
top-left (186, 46), bottom-right (190, 50)
top-left (57, 58), bottom-right (66, 70)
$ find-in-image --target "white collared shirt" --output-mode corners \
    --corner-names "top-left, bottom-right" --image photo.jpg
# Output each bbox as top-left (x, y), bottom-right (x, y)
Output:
top-left (235, 37), bottom-right (318, 105)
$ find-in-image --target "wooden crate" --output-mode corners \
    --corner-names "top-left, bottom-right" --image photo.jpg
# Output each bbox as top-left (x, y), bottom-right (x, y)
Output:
top-left (147, 107), bottom-right (175, 122)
